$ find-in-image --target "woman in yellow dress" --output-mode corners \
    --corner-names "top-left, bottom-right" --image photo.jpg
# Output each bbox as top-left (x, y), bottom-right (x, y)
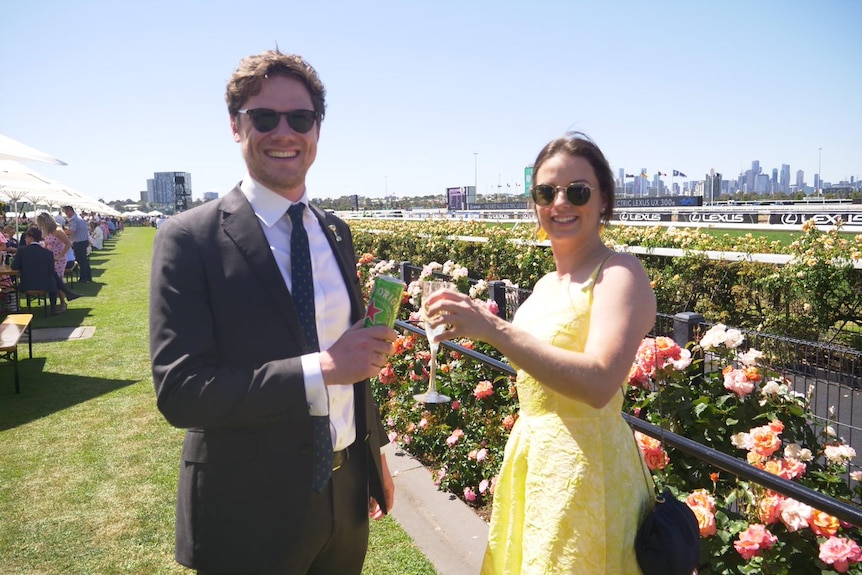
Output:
top-left (426, 133), bottom-right (656, 574)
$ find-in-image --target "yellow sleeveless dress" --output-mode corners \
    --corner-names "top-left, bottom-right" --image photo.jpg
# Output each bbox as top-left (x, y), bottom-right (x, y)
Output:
top-left (481, 263), bottom-right (651, 575)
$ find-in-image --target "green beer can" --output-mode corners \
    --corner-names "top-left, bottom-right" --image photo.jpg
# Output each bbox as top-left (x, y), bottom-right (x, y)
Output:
top-left (364, 275), bottom-right (404, 328)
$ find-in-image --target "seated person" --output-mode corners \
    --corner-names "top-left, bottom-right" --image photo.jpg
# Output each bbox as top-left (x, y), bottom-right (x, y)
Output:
top-left (89, 220), bottom-right (104, 250)
top-left (12, 227), bottom-right (61, 314)
top-left (65, 248), bottom-right (76, 271)
top-left (3, 225), bottom-right (18, 257)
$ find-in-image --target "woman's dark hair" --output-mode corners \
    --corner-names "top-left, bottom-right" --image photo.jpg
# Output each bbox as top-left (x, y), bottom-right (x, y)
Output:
top-left (532, 132), bottom-right (615, 225)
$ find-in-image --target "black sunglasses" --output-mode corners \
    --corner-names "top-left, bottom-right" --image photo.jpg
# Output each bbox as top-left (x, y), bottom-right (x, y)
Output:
top-left (237, 108), bottom-right (319, 134)
top-left (531, 183), bottom-right (592, 207)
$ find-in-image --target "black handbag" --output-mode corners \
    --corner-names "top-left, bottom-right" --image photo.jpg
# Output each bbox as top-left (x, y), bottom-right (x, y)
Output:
top-left (630, 428), bottom-right (701, 575)
top-left (635, 487), bottom-right (701, 575)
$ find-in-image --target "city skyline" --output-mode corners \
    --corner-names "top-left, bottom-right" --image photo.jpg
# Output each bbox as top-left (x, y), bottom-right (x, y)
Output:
top-left (2, 1), bottom-right (860, 203)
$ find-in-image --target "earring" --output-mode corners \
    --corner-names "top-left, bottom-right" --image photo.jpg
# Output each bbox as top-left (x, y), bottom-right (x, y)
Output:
top-left (536, 227), bottom-right (548, 242)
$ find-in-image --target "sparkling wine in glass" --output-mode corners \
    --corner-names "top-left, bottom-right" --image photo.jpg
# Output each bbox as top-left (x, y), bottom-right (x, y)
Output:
top-left (414, 280), bottom-right (451, 403)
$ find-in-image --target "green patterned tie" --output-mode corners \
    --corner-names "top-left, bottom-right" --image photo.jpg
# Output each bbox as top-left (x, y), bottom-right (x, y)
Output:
top-left (287, 203), bottom-right (332, 492)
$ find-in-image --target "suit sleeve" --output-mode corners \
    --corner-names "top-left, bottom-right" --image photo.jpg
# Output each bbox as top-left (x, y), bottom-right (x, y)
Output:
top-left (149, 216), bottom-right (309, 429)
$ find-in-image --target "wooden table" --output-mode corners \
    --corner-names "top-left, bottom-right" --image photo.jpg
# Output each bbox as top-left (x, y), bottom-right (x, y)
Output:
top-left (0, 313), bottom-right (33, 393)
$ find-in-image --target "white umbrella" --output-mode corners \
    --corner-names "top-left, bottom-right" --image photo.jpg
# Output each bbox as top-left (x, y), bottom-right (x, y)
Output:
top-left (0, 161), bottom-right (63, 232)
top-left (0, 161), bottom-right (113, 226)
top-left (147, 210), bottom-right (163, 216)
top-left (0, 134), bottom-right (67, 165)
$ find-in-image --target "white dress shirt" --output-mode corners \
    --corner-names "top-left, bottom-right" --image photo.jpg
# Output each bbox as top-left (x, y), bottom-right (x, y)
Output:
top-left (240, 175), bottom-right (355, 451)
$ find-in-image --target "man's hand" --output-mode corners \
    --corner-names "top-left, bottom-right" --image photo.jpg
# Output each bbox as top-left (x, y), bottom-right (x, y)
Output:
top-left (319, 321), bottom-right (396, 386)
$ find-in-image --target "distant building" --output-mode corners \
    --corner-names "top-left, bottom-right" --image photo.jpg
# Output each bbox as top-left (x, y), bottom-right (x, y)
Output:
top-left (152, 172), bottom-right (193, 208)
top-left (203, 191), bottom-right (219, 202)
top-left (796, 170), bottom-right (805, 188)
top-left (780, 164), bottom-right (791, 193)
top-left (755, 173), bottom-right (771, 194)
top-left (705, 171), bottom-right (722, 203)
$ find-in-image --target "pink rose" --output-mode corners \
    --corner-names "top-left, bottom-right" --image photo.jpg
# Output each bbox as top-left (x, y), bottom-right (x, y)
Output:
top-left (378, 363), bottom-right (397, 385)
top-left (635, 431), bottom-right (670, 471)
top-left (757, 493), bottom-right (783, 525)
top-left (446, 429), bottom-right (464, 447)
top-left (463, 486), bottom-right (477, 502)
top-left (476, 448), bottom-right (488, 462)
top-left (502, 414), bottom-right (517, 432)
top-left (819, 537), bottom-right (862, 573)
top-left (473, 380), bottom-right (494, 400)
top-left (723, 367), bottom-right (755, 397)
top-left (478, 479), bottom-right (490, 494)
top-left (450, 400), bottom-right (461, 410)
top-left (734, 524), bottom-right (777, 560)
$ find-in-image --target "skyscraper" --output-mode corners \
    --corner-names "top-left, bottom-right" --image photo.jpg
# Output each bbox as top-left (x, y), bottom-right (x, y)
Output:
top-left (705, 170), bottom-right (722, 204)
top-left (780, 164), bottom-right (791, 193)
top-left (796, 170), bottom-right (805, 189)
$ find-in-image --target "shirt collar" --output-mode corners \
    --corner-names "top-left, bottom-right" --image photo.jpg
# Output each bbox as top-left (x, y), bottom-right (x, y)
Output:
top-left (239, 172), bottom-right (312, 229)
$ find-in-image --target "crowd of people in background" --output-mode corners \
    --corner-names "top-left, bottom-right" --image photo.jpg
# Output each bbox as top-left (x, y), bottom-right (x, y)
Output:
top-left (0, 209), bottom-right (122, 315)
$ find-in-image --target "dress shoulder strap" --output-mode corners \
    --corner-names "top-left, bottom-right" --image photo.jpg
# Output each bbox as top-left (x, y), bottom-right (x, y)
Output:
top-left (590, 252), bottom-right (618, 282)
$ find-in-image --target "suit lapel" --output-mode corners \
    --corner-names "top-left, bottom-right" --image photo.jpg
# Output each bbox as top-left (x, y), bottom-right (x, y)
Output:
top-left (219, 187), bottom-right (307, 350)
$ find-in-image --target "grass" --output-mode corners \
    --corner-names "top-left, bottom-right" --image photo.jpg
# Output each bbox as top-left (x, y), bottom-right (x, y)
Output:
top-left (0, 226), bottom-right (436, 575)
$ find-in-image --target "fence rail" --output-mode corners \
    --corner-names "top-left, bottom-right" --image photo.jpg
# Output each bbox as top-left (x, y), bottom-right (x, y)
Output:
top-left (390, 259), bottom-right (862, 515)
top-left (395, 318), bottom-right (862, 528)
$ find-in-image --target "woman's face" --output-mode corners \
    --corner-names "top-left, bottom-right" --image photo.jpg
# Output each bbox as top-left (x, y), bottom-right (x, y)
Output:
top-left (533, 153), bottom-right (606, 245)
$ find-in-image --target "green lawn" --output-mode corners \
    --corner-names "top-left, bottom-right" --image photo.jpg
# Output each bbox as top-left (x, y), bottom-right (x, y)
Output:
top-left (0, 226), bottom-right (435, 575)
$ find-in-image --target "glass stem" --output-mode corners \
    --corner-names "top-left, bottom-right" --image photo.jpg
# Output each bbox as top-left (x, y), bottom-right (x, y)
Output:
top-left (428, 342), bottom-right (439, 393)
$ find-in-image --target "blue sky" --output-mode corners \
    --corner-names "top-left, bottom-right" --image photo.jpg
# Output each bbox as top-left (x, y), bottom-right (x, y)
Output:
top-left (2, 0), bottom-right (860, 203)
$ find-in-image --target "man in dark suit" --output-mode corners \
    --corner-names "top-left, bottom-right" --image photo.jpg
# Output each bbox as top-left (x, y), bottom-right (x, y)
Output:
top-left (149, 50), bottom-right (397, 575)
top-left (12, 227), bottom-right (60, 314)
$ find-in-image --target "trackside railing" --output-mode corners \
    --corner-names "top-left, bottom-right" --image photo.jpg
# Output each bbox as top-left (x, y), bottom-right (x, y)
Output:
top-left (394, 319), bottom-right (862, 528)
top-left (394, 261), bottom-right (862, 463)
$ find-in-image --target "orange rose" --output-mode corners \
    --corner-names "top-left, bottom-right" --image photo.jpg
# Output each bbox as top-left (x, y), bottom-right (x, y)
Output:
top-left (749, 425), bottom-right (781, 458)
top-left (691, 504), bottom-right (717, 537)
top-left (810, 509), bottom-right (840, 538)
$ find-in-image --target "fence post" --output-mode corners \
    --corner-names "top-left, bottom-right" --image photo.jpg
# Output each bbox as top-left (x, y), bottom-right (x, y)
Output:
top-left (674, 311), bottom-right (705, 383)
top-left (488, 280), bottom-right (508, 319)
top-left (673, 312), bottom-right (703, 346)
top-left (399, 261), bottom-right (414, 285)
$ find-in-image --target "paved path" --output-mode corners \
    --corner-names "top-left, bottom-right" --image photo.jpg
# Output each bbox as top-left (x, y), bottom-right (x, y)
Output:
top-left (384, 443), bottom-right (489, 574)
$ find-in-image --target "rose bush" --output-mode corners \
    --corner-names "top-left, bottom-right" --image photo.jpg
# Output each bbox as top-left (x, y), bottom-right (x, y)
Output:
top-left (625, 324), bottom-right (861, 573)
top-left (357, 242), bottom-right (861, 573)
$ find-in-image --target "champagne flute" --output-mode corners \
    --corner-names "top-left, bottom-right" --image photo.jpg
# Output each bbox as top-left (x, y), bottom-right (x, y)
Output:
top-left (414, 280), bottom-right (452, 403)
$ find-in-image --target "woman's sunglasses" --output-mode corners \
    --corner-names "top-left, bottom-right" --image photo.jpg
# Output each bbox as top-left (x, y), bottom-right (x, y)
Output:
top-left (530, 183), bottom-right (592, 207)
top-left (237, 108), bottom-right (319, 134)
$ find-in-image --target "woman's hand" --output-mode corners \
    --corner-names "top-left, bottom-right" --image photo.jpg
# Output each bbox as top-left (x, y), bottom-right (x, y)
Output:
top-left (424, 288), bottom-right (503, 346)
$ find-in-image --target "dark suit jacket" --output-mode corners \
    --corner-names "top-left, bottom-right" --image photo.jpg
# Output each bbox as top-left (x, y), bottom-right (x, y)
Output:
top-left (149, 187), bottom-right (389, 571)
top-left (12, 242), bottom-right (57, 293)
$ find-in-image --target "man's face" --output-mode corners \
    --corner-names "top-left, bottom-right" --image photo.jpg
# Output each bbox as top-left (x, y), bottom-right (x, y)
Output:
top-left (230, 75), bottom-right (319, 201)
top-left (63, 208), bottom-right (72, 218)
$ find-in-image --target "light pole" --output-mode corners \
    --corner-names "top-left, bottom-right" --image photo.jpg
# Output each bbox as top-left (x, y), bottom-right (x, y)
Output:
top-left (473, 152), bottom-right (478, 193)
